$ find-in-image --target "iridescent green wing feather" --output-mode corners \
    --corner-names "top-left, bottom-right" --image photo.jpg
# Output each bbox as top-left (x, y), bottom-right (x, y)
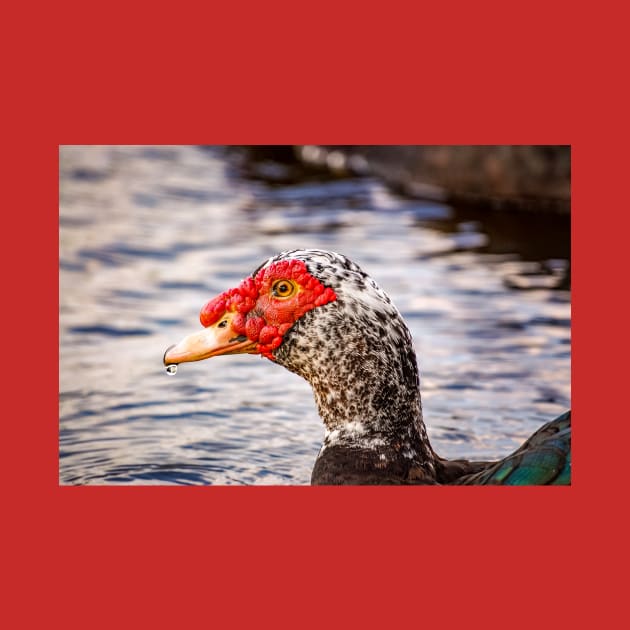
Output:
top-left (456, 410), bottom-right (571, 486)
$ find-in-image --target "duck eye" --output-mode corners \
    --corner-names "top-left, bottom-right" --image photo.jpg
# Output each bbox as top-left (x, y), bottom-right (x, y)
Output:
top-left (272, 280), bottom-right (295, 298)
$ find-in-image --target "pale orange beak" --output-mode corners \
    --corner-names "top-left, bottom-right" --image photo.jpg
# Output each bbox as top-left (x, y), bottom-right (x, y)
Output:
top-left (163, 311), bottom-right (258, 366)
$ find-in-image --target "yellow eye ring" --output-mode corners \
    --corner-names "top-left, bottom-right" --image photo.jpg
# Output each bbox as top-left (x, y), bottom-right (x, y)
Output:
top-left (272, 279), bottom-right (296, 298)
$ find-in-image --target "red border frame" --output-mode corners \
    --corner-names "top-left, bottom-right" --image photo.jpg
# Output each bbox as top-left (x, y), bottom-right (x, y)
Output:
top-left (5, 2), bottom-right (622, 627)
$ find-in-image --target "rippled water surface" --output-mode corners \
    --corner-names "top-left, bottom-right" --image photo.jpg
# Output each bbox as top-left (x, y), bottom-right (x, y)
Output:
top-left (59, 146), bottom-right (571, 485)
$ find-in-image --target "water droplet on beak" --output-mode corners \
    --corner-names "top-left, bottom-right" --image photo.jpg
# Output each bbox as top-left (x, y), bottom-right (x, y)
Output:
top-left (166, 364), bottom-right (178, 375)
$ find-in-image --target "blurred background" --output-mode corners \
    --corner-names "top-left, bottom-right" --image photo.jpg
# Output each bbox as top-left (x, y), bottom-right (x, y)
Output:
top-left (59, 145), bottom-right (571, 485)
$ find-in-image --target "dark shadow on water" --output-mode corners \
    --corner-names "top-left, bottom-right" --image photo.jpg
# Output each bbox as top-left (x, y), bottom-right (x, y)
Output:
top-left (417, 203), bottom-right (570, 263)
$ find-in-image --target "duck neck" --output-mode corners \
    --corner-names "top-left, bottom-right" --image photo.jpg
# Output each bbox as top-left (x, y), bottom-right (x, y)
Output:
top-left (315, 340), bottom-right (435, 469)
top-left (275, 311), bottom-right (437, 477)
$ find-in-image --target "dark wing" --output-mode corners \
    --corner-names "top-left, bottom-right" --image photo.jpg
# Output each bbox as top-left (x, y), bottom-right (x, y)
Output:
top-left (454, 410), bottom-right (571, 485)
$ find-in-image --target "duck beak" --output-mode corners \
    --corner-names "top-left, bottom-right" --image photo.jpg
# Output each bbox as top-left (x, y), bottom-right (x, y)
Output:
top-left (163, 315), bottom-right (258, 366)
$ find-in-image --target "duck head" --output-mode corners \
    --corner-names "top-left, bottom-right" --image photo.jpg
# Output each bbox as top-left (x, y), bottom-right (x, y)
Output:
top-left (163, 251), bottom-right (338, 365)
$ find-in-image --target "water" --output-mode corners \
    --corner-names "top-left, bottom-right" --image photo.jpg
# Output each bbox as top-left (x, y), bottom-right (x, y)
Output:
top-left (59, 145), bottom-right (571, 485)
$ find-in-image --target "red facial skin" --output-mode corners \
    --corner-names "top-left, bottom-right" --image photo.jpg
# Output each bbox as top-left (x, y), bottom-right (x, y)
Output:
top-left (199, 260), bottom-right (337, 359)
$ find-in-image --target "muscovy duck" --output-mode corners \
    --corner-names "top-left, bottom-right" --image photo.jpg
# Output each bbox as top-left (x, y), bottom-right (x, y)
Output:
top-left (164, 249), bottom-right (571, 485)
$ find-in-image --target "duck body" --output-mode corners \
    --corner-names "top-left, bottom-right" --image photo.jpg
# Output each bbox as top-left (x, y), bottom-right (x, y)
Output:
top-left (164, 249), bottom-right (571, 485)
top-left (310, 412), bottom-right (570, 485)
